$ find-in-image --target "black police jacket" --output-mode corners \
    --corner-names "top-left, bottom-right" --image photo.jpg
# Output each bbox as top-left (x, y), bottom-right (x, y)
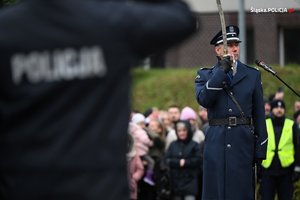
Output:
top-left (0, 0), bottom-right (196, 199)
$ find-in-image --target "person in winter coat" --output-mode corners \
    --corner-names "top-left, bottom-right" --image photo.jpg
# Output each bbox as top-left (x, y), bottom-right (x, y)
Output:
top-left (129, 121), bottom-right (155, 185)
top-left (147, 118), bottom-right (166, 161)
top-left (131, 113), bottom-right (157, 186)
top-left (194, 25), bottom-right (268, 200)
top-left (260, 100), bottom-right (300, 200)
top-left (127, 134), bottom-right (144, 200)
top-left (165, 120), bottom-right (202, 200)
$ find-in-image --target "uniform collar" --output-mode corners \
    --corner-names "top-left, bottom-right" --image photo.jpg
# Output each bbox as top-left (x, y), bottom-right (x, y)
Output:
top-left (230, 60), bottom-right (247, 86)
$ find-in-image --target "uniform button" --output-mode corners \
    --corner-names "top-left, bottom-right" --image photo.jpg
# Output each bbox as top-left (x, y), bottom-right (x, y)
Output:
top-left (227, 144), bottom-right (231, 148)
top-left (227, 126), bottom-right (231, 130)
top-left (228, 108), bottom-right (232, 112)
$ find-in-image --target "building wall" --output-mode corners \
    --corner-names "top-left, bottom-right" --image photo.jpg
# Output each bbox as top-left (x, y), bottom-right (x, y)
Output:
top-left (165, 12), bottom-right (300, 68)
top-left (186, 0), bottom-right (300, 13)
top-left (252, 14), bottom-right (278, 65)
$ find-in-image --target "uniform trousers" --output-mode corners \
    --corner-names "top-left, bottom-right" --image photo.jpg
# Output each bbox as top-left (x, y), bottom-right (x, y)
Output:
top-left (260, 172), bottom-right (293, 200)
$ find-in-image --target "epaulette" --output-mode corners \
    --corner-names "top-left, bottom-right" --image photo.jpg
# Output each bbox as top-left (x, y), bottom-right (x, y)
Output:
top-left (245, 64), bottom-right (259, 71)
top-left (200, 66), bottom-right (214, 70)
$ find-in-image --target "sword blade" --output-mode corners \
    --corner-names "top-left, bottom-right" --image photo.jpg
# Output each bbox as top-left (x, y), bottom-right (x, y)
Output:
top-left (216, 0), bottom-right (228, 55)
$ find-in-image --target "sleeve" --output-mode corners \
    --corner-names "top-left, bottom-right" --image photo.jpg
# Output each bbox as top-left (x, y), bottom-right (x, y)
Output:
top-left (252, 72), bottom-right (268, 159)
top-left (140, 129), bottom-right (153, 147)
top-left (184, 143), bottom-right (201, 168)
top-left (194, 66), bottom-right (228, 108)
top-left (120, 0), bottom-right (197, 57)
top-left (293, 123), bottom-right (300, 167)
top-left (165, 143), bottom-right (181, 168)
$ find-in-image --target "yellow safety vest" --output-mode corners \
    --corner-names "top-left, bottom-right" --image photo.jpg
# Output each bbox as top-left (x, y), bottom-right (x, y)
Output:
top-left (262, 118), bottom-right (294, 168)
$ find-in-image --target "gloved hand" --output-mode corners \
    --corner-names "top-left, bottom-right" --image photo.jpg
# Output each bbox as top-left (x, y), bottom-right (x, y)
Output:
top-left (218, 55), bottom-right (232, 73)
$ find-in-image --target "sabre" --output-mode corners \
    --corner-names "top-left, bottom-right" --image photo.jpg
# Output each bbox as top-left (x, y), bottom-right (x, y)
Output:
top-left (215, 0), bottom-right (236, 67)
top-left (216, 0), bottom-right (228, 55)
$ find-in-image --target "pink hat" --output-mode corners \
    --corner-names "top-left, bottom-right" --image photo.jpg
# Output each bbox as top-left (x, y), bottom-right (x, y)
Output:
top-left (180, 106), bottom-right (196, 120)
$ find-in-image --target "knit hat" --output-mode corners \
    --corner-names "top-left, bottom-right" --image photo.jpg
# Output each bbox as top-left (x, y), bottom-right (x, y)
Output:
top-left (270, 99), bottom-right (285, 110)
top-left (180, 106), bottom-right (196, 120)
top-left (131, 113), bottom-right (145, 124)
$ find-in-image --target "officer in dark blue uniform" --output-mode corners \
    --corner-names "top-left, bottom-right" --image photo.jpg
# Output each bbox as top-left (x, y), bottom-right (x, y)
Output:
top-left (194, 25), bottom-right (268, 200)
top-left (0, 0), bottom-right (196, 199)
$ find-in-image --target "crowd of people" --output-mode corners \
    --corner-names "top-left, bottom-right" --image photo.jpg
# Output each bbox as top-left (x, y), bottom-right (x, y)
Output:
top-left (128, 105), bottom-right (205, 200)
top-left (126, 91), bottom-right (300, 200)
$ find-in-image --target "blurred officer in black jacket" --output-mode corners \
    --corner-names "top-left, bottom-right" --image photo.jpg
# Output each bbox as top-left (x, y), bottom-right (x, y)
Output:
top-left (0, 0), bottom-right (196, 199)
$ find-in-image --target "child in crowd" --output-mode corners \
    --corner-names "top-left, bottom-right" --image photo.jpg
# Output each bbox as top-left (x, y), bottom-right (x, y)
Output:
top-left (127, 134), bottom-right (144, 200)
top-left (130, 113), bottom-right (156, 185)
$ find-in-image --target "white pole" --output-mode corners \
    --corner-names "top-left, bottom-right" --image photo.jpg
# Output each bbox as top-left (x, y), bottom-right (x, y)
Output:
top-left (279, 27), bottom-right (285, 67)
top-left (238, 0), bottom-right (246, 63)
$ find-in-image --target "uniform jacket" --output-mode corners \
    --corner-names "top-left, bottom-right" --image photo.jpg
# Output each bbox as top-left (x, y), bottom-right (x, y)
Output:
top-left (0, 0), bottom-right (196, 199)
top-left (165, 121), bottom-right (202, 196)
top-left (194, 61), bottom-right (268, 200)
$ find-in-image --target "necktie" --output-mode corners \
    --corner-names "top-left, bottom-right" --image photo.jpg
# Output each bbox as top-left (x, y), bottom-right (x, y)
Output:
top-left (232, 63), bottom-right (237, 76)
top-left (227, 70), bottom-right (233, 85)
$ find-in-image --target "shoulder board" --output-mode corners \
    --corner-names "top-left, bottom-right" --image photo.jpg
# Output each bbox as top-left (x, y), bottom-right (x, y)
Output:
top-left (200, 66), bottom-right (214, 70)
top-left (244, 64), bottom-right (259, 71)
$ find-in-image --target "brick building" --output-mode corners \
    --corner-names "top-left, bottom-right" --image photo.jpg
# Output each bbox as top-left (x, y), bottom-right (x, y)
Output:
top-left (162, 0), bottom-right (300, 68)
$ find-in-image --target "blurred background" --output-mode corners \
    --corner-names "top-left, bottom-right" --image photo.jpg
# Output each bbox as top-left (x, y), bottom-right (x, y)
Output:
top-left (1, 0), bottom-right (300, 117)
top-left (2, 0), bottom-right (300, 67)
top-left (164, 0), bottom-right (300, 68)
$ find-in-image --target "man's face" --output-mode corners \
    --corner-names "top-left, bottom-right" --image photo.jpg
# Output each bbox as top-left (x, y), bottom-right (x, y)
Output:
top-left (296, 115), bottom-right (300, 124)
top-left (198, 108), bottom-right (208, 121)
top-left (215, 42), bottom-right (240, 61)
top-left (264, 102), bottom-right (271, 116)
top-left (272, 106), bottom-right (285, 118)
top-left (168, 107), bottom-right (181, 122)
top-left (295, 101), bottom-right (300, 112)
